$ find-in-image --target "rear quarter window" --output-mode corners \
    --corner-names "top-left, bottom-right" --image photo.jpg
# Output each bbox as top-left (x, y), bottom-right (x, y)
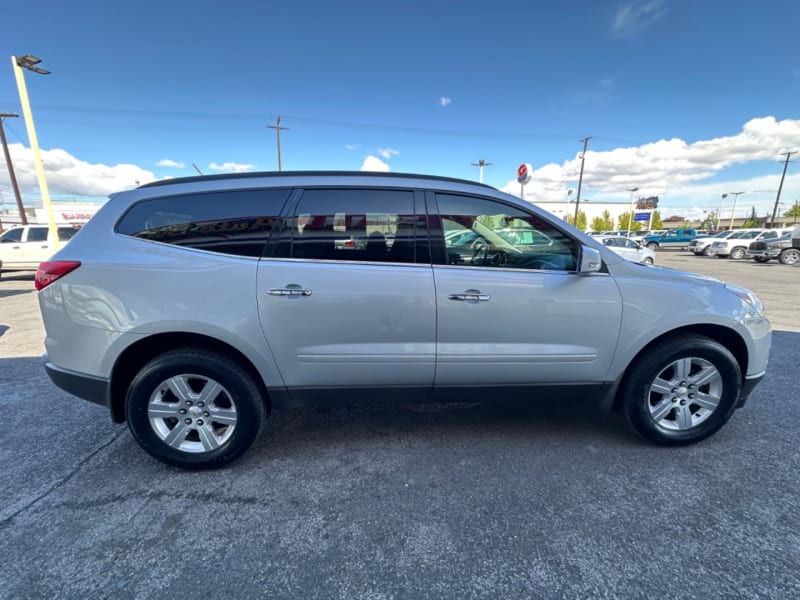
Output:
top-left (116, 188), bottom-right (291, 257)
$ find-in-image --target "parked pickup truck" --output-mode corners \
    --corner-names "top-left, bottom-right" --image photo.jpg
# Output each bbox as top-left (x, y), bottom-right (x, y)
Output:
top-left (749, 228), bottom-right (800, 264)
top-left (0, 225), bottom-right (78, 274)
top-left (642, 228), bottom-right (698, 250)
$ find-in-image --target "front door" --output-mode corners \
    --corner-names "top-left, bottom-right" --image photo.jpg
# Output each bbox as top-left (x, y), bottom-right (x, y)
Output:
top-left (431, 193), bottom-right (622, 391)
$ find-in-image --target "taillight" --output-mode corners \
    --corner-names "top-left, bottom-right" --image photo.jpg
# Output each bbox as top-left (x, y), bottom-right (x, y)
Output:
top-left (35, 261), bottom-right (81, 291)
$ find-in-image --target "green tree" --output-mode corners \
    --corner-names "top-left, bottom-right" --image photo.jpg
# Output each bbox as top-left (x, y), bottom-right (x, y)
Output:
top-left (617, 212), bottom-right (643, 231)
top-left (651, 211), bottom-right (663, 229)
top-left (742, 206), bottom-right (760, 228)
top-left (783, 203), bottom-right (800, 219)
top-left (590, 210), bottom-right (614, 232)
top-left (566, 210), bottom-right (587, 231)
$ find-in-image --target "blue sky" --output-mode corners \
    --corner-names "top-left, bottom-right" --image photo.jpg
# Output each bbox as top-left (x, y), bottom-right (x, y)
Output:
top-left (1, 0), bottom-right (799, 218)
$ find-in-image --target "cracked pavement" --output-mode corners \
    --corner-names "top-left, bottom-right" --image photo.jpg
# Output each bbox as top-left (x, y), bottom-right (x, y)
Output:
top-left (1, 256), bottom-right (799, 599)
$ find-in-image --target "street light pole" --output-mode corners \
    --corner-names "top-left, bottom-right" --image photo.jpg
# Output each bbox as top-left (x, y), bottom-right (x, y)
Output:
top-left (726, 191), bottom-right (745, 230)
top-left (11, 55), bottom-right (58, 248)
top-left (769, 151), bottom-right (795, 228)
top-left (0, 112), bottom-right (27, 224)
top-left (471, 159), bottom-right (492, 184)
top-left (626, 187), bottom-right (639, 232)
top-left (718, 194), bottom-right (727, 230)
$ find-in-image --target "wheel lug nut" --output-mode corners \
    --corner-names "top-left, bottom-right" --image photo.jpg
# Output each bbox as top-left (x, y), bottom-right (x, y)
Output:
top-left (689, 394), bottom-right (694, 399)
top-left (680, 400), bottom-right (686, 406)
top-left (671, 397), bottom-right (677, 403)
top-left (198, 402), bottom-right (204, 407)
top-left (184, 418), bottom-right (192, 424)
top-left (203, 411), bottom-right (210, 417)
top-left (197, 419), bottom-right (204, 426)
top-left (186, 400), bottom-right (193, 406)
top-left (179, 409), bottom-right (187, 415)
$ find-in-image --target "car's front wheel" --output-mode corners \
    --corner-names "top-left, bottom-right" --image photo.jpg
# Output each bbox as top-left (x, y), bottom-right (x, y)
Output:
top-left (729, 247), bottom-right (746, 260)
top-left (125, 349), bottom-right (266, 469)
top-left (702, 246), bottom-right (713, 256)
top-left (621, 335), bottom-right (741, 445)
top-left (779, 248), bottom-right (800, 265)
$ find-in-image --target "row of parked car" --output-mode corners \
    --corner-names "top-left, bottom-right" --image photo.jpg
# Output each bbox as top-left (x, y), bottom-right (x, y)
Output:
top-left (685, 227), bottom-right (800, 264)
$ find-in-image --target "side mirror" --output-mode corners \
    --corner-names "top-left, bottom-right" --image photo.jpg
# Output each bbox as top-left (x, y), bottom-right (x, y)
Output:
top-left (578, 245), bottom-right (602, 274)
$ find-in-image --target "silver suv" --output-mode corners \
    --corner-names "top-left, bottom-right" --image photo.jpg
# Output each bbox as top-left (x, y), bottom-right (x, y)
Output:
top-left (37, 172), bottom-right (772, 469)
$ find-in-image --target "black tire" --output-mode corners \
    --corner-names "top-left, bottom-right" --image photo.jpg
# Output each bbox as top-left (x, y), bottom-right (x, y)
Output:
top-left (729, 247), bottom-right (746, 260)
top-left (125, 348), bottom-right (267, 469)
top-left (646, 242), bottom-right (658, 250)
top-left (702, 246), bottom-right (713, 256)
top-left (779, 248), bottom-right (800, 265)
top-left (621, 334), bottom-right (741, 446)
top-left (642, 257), bottom-right (654, 265)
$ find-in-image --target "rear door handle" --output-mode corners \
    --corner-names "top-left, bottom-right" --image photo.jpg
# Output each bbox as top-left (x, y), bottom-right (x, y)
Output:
top-left (268, 288), bottom-right (312, 297)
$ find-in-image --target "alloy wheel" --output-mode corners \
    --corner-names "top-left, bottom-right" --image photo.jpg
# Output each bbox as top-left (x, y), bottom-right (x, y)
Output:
top-left (646, 357), bottom-right (722, 431)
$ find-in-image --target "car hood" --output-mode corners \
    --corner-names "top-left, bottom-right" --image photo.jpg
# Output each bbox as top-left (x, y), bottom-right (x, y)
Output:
top-left (607, 259), bottom-right (725, 287)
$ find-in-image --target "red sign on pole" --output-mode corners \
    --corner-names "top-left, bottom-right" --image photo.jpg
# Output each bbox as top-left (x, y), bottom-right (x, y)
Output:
top-left (517, 163), bottom-right (532, 185)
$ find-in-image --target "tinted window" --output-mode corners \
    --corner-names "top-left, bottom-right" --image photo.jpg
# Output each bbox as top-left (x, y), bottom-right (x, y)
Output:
top-left (58, 227), bottom-right (78, 241)
top-left (0, 228), bottom-right (23, 243)
top-left (27, 228), bottom-right (48, 242)
top-left (284, 188), bottom-right (426, 264)
top-left (436, 194), bottom-right (576, 271)
top-left (117, 189), bottom-right (291, 257)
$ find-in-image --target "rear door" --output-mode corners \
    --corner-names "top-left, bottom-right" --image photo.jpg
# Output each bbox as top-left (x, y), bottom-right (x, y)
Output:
top-left (257, 187), bottom-right (436, 403)
top-left (21, 226), bottom-right (53, 263)
top-left (429, 192), bottom-right (622, 392)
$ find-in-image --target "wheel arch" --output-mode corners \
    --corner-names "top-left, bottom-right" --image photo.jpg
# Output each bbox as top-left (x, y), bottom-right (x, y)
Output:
top-left (109, 332), bottom-right (272, 423)
top-left (610, 324), bottom-right (748, 413)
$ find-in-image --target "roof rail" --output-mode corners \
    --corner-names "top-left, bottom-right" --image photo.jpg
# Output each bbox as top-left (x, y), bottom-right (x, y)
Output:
top-left (138, 170), bottom-right (494, 190)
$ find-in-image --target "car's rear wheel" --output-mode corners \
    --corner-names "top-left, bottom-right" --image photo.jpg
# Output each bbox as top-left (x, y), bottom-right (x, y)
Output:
top-left (125, 349), bottom-right (266, 469)
top-left (779, 248), bottom-right (800, 265)
top-left (621, 335), bottom-right (741, 445)
top-left (729, 247), bottom-right (746, 260)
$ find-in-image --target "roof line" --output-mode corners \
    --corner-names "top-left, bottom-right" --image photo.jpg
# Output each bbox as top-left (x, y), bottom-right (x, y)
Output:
top-left (138, 170), bottom-right (494, 190)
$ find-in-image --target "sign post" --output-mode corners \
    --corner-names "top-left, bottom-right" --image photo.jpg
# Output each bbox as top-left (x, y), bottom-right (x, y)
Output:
top-left (517, 163), bottom-right (532, 201)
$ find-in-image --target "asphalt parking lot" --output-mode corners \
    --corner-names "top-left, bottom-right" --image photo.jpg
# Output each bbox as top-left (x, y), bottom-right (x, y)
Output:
top-left (1, 253), bottom-right (798, 599)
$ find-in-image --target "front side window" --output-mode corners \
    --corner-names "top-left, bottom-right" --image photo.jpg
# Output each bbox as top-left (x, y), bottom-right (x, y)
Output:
top-left (284, 188), bottom-right (426, 264)
top-left (116, 189), bottom-right (291, 257)
top-left (436, 194), bottom-right (576, 271)
top-left (0, 228), bottom-right (23, 243)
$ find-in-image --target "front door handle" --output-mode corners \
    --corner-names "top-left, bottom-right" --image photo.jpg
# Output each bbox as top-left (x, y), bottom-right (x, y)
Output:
top-left (268, 287), bottom-right (312, 297)
top-left (448, 290), bottom-right (490, 302)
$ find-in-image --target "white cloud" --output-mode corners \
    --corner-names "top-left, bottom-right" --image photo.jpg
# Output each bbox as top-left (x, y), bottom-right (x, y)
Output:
top-left (378, 147), bottom-right (399, 159)
top-left (208, 161), bottom-right (254, 173)
top-left (0, 143), bottom-right (155, 197)
top-left (360, 155), bottom-right (390, 172)
top-left (500, 116), bottom-right (800, 210)
top-left (439, 97), bottom-right (452, 107)
top-left (345, 144), bottom-right (359, 150)
top-left (611, 0), bottom-right (668, 38)
top-left (157, 159), bottom-right (185, 168)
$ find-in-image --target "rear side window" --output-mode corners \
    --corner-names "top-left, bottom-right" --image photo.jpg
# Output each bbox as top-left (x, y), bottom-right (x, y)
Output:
top-left (117, 189), bottom-right (291, 257)
top-left (27, 228), bottom-right (48, 242)
top-left (278, 188), bottom-right (428, 264)
top-left (58, 227), bottom-right (77, 241)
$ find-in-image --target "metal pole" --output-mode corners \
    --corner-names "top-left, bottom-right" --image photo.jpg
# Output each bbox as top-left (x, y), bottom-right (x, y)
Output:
top-left (728, 191), bottom-right (744, 230)
top-left (267, 116), bottom-right (289, 172)
top-left (573, 137), bottom-right (591, 224)
top-left (626, 187), bottom-right (639, 232)
top-left (11, 56), bottom-right (58, 249)
top-left (0, 113), bottom-right (27, 224)
top-left (770, 151), bottom-right (795, 228)
top-left (718, 194), bottom-right (727, 230)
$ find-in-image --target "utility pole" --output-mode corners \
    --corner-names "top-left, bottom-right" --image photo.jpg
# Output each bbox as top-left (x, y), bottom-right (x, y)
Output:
top-left (471, 159), bottom-right (492, 184)
top-left (770, 151), bottom-right (795, 228)
top-left (573, 136), bottom-right (591, 225)
top-left (267, 116), bottom-right (288, 172)
top-left (0, 112), bottom-right (27, 224)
